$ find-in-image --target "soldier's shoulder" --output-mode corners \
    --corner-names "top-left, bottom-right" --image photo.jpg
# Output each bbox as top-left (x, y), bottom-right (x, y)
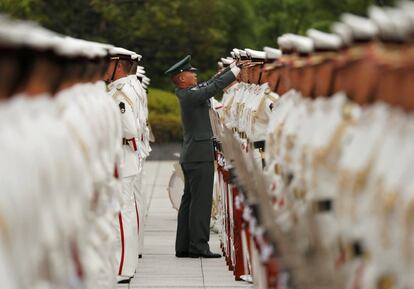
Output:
top-left (107, 79), bottom-right (126, 94)
top-left (116, 82), bottom-right (126, 90)
top-left (176, 87), bottom-right (193, 97)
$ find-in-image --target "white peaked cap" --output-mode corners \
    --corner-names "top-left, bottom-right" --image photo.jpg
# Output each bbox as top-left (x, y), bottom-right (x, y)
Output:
top-left (398, 1), bottom-right (414, 26)
top-left (60, 37), bottom-right (107, 58)
top-left (232, 48), bottom-right (240, 58)
top-left (0, 17), bottom-right (101, 59)
top-left (53, 37), bottom-right (87, 57)
top-left (131, 53), bottom-right (142, 61)
top-left (245, 48), bottom-right (266, 59)
top-left (277, 34), bottom-right (295, 50)
top-left (80, 40), bottom-right (114, 57)
top-left (306, 29), bottom-right (342, 50)
top-left (368, 6), bottom-right (394, 38)
top-left (0, 19), bottom-right (109, 59)
top-left (0, 17), bottom-right (60, 50)
top-left (233, 48), bottom-right (247, 57)
top-left (341, 13), bottom-right (379, 40)
top-left (221, 57), bottom-right (233, 65)
top-left (331, 22), bottom-right (353, 46)
top-left (238, 49), bottom-right (247, 57)
top-left (368, 6), bottom-right (412, 41)
top-left (109, 47), bottom-right (138, 59)
top-left (289, 34), bottom-right (314, 54)
top-left (22, 25), bottom-right (60, 50)
top-left (87, 41), bottom-right (114, 50)
top-left (386, 7), bottom-right (414, 38)
top-left (263, 46), bottom-right (282, 59)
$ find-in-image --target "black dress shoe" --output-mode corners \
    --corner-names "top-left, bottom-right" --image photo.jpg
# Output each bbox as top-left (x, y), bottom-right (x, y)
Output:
top-left (189, 250), bottom-right (222, 258)
top-left (175, 251), bottom-right (190, 258)
top-left (117, 277), bottom-right (131, 284)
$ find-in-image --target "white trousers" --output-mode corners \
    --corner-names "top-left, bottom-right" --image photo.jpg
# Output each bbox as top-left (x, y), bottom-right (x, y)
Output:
top-left (133, 170), bottom-right (147, 256)
top-left (115, 176), bottom-right (139, 279)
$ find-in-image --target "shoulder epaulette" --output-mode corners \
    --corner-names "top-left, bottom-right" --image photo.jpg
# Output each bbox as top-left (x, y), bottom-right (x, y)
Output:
top-left (112, 89), bottom-right (134, 109)
top-left (116, 83), bottom-right (126, 90)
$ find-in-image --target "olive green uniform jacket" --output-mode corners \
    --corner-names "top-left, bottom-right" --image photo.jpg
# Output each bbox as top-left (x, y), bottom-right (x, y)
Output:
top-left (175, 67), bottom-right (235, 163)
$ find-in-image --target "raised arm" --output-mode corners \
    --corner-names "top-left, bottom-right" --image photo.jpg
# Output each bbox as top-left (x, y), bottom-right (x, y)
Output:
top-left (180, 66), bottom-right (240, 106)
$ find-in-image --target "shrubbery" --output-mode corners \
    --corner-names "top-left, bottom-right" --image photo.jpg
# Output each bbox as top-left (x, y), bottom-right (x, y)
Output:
top-left (148, 88), bottom-right (182, 143)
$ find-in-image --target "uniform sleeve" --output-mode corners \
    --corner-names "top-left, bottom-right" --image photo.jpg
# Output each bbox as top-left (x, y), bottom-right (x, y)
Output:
top-left (206, 65), bottom-right (233, 84)
top-left (180, 69), bottom-right (238, 106)
top-left (205, 63), bottom-right (240, 85)
top-left (113, 94), bottom-right (139, 140)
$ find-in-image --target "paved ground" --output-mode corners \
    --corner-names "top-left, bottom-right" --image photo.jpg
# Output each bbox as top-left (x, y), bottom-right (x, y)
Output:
top-left (147, 143), bottom-right (181, 161)
top-left (119, 161), bottom-right (255, 289)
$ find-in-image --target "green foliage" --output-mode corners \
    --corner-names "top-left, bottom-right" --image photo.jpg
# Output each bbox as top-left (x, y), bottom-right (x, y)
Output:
top-left (150, 113), bottom-right (182, 143)
top-left (0, 0), bottom-right (40, 20)
top-left (148, 88), bottom-right (180, 115)
top-left (148, 88), bottom-right (182, 143)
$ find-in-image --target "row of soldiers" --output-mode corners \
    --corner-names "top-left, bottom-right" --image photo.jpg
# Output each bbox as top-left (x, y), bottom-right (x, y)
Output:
top-left (210, 2), bottom-right (414, 289)
top-left (0, 15), bottom-right (151, 289)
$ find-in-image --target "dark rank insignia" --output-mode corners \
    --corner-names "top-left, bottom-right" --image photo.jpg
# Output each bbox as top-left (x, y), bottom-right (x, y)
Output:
top-left (119, 102), bottom-right (126, 113)
top-left (197, 81), bottom-right (208, 88)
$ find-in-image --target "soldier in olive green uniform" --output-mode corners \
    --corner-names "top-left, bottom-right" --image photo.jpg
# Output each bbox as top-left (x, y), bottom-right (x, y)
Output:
top-left (165, 55), bottom-right (241, 258)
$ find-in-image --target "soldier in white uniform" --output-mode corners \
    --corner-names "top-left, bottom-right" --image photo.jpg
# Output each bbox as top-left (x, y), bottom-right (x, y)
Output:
top-left (0, 15), bottom-right (154, 289)
top-left (127, 57), bottom-right (150, 259)
top-left (106, 47), bottom-right (141, 283)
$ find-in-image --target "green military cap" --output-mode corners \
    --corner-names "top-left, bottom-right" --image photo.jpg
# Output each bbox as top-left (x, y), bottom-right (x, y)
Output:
top-left (164, 55), bottom-right (197, 76)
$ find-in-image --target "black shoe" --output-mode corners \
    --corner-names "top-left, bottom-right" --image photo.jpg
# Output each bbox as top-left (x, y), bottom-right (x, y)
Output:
top-left (117, 277), bottom-right (131, 284)
top-left (175, 251), bottom-right (190, 258)
top-left (138, 254), bottom-right (142, 259)
top-left (189, 250), bottom-right (222, 258)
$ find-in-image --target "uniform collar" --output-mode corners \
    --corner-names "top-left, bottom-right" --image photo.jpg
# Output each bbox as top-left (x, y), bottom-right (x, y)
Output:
top-left (107, 77), bottom-right (127, 91)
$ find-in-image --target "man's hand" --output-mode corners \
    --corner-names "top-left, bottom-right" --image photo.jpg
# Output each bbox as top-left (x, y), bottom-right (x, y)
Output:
top-left (232, 60), bottom-right (250, 82)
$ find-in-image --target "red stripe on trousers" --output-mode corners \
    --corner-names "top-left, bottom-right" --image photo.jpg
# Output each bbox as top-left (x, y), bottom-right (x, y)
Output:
top-left (118, 212), bottom-right (125, 275)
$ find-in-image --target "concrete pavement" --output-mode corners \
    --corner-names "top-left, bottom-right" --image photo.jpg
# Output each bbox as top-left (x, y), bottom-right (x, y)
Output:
top-left (118, 161), bottom-right (255, 289)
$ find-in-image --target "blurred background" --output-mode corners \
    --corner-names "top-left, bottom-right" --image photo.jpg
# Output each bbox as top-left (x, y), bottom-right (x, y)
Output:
top-left (0, 0), bottom-right (395, 143)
